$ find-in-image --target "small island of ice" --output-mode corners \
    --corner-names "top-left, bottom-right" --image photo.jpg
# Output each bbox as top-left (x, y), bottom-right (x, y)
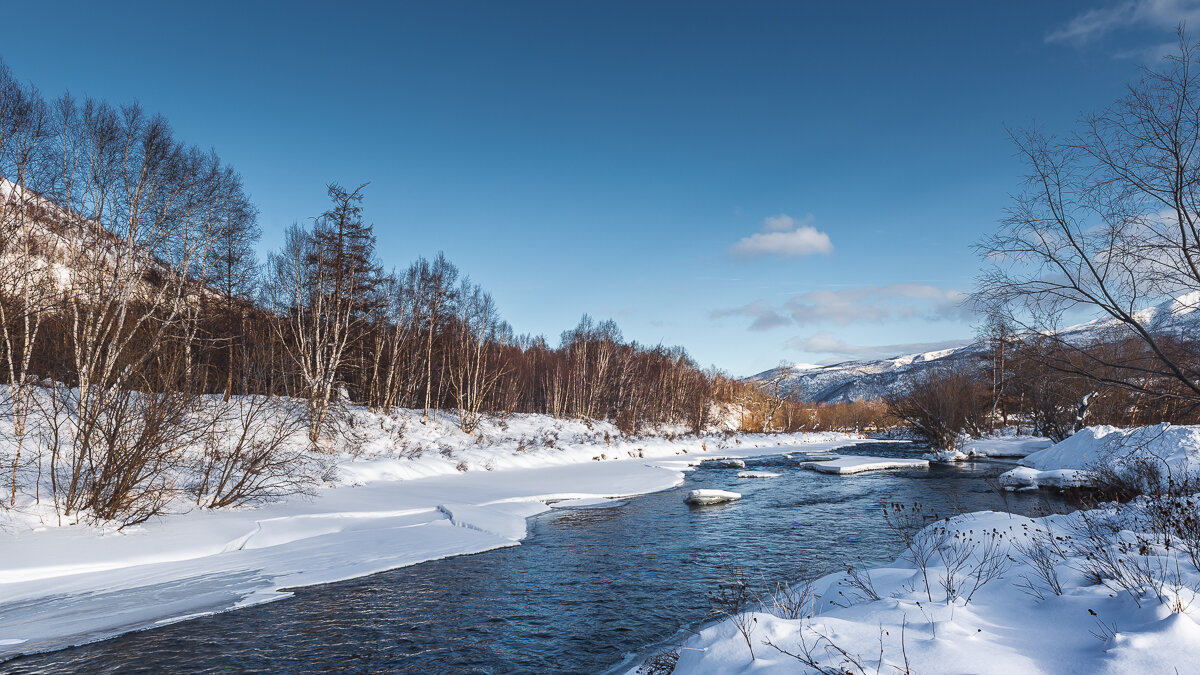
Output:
top-left (684, 489), bottom-right (742, 505)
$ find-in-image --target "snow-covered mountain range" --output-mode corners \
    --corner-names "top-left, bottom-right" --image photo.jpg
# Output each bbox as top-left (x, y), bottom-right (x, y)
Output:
top-left (749, 292), bottom-right (1200, 403)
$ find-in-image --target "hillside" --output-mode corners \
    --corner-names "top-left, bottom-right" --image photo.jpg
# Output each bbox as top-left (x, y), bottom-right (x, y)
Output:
top-left (750, 292), bottom-right (1200, 403)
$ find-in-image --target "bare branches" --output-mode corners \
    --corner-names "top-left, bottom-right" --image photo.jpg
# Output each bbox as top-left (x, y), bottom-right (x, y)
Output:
top-left (976, 36), bottom-right (1200, 405)
top-left (885, 365), bottom-right (990, 451)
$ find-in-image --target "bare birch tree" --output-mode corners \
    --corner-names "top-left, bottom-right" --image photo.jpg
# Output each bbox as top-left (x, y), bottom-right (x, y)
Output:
top-left (270, 184), bottom-right (380, 442)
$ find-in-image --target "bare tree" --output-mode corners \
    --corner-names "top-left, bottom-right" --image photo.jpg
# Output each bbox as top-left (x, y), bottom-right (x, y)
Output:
top-left (886, 365), bottom-right (989, 451)
top-left (447, 279), bottom-right (509, 432)
top-left (269, 183), bottom-right (381, 443)
top-left (419, 254), bottom-right (458, 419)
top-left (36, 97), bottom-right (244, 524)
top-left (0, 61), bottom-right (54, 506)
top-left (977, 32), bottom-right (1200, 407)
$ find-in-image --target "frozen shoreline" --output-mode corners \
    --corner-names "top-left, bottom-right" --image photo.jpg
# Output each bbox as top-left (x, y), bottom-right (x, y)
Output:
top-left (659, 424), bottom-right (1200, 674)
top-left (0, 415), bottom-right (858, 662)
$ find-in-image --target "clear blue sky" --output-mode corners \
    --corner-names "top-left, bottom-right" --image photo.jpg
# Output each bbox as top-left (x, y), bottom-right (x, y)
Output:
top-left (3, 1), bottom-right (1193, 375)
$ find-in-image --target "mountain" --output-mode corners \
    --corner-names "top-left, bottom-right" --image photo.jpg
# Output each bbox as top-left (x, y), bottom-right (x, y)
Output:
top-left (748, 292), bottom-right (1200, 403)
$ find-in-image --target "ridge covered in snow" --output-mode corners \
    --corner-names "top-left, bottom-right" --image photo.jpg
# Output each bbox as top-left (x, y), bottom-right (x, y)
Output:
top-left (748, 293), bottom-right (1200, 403)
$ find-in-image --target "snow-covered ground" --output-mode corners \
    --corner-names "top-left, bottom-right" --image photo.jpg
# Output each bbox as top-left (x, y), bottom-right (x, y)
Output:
top-left (1000, 424), bottom-right (1200, 489)
top-left (0, 402), bottom-right (860, 661)
top-left (665, 504), bottom-right (1200, 674)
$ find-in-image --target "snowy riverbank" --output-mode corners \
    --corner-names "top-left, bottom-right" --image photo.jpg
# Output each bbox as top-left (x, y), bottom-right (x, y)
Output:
top-left (0, 404), bottom-right (858, 661)
top-left (655, 425), bottom-right (1200, 674)
top-left (999, 424), bottom-right (1200, 490)
top-left (667, 502), bottom-right (1200, 674)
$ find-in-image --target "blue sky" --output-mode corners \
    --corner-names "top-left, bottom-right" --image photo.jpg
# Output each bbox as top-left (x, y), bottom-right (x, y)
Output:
top-left (3, 1), bottom-right (1196, 375)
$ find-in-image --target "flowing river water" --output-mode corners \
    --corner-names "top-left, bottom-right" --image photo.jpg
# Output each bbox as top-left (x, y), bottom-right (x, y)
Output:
top-left (6, 442), bottom-right (1075, 674)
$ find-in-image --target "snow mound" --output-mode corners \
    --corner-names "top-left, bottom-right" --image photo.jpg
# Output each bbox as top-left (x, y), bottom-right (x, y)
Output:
top-left (962, 435), bottom-right (1052, 458)
top-left (736, 471), bottom-right (780, 479)
top-left (712, 459), bottom-right (746, 469)
top-left (923, 449), bottom-right (967, 463)
top-left (1000, 424), bottom-right (1200, 489)
top-left (684, 489), bottom-right (742, 505)
top-left (804, 456), bottom-right (928, 475)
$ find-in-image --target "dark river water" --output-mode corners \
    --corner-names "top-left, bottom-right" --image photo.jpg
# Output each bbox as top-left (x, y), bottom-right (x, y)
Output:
top-left (5, 442), bottom-right (1075, 674)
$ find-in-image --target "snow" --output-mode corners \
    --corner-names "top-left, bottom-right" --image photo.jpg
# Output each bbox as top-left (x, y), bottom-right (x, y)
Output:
top-left (999, 465), bottom-right (1093, 489)
top-left (713, 459), bottom-right (747, 468)
top-left (804, 455), bottom-right (929, 474)
top-left (964, 435), bottom-right (1054, 458)
top-left (0, 398), bottom-right (861, 661)
top-left (737, 471), bottom-right (781, 479)
top-left (999, 424), bottom-right (1200, 489)
top-left (684, 489), bottom-right (742, 505)
top-left (925, 435), bottom-right (1053, 464)
top-left (663, 506), bottom-right (1200, 674)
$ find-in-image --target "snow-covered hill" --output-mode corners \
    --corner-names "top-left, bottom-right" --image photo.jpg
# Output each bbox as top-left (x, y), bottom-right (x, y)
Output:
top-left (750, 292), bottom-right (1200, 403)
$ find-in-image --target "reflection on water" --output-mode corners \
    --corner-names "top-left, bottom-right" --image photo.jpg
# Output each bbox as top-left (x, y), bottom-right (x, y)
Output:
top-left (7, 443), bottom-right (1075, 674)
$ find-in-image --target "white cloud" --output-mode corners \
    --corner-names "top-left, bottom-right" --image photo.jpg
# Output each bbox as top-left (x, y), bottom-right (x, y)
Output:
top-left (711, 283), bottom-right (971, 331)
top-left (762, 213), bottom-right (812, 232)
top-left (783, 283), bottom-right (969, 326)
top-left (730, 213), bottom-right (833, 258)
top-left (786, 332), bottom-right (971, 361)
top-left (1047, 0), bottom-right (1200, 44)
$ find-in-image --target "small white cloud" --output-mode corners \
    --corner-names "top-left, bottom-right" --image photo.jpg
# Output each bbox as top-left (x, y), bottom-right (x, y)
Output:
top-left (730, 213), bottom-right (832, 258)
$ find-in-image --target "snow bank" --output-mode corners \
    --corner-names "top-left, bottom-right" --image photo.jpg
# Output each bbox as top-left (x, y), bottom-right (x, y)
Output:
top-left (804, 455), bottom-right (928, 475)
top-left (737, 471), bottom-right (780, 479)
top-left (1000, 424), bottom-right (1200, 489)
top-left (964, 435), bottom-right (1053, 458)
top-left (665, 506), bottom-right (1200, 674)
top-left (925, 435), bottom-right (1053, 464)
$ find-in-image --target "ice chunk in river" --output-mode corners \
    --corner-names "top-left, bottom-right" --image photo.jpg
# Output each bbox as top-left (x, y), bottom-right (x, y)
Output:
top-left (684, 489), bottom-right (742, 505)
top-left (737, 471), bottom-right (780, 479)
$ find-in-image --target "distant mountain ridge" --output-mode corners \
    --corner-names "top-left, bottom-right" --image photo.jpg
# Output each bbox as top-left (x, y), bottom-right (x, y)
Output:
top-left (748, 292), bottom-right (1200, 403)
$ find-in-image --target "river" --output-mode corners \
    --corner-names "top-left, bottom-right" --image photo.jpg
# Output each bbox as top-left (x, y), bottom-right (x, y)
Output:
top-left (5, 442), bottom-right (1075, 674)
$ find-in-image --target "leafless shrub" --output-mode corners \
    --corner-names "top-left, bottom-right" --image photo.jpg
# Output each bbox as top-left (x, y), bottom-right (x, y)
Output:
top-left (762, 578), bottom-right (816, 620)
top-left (707, 566), bottom-right (758, 660)
top-left (927, 527), bottom-right (1009, 604)
top-left (884, 503), bottom-right (947, 602)
top-left (1068, 511), bottom-right (1197, 611)
top-left (1142, 493), bottom-right (1200, 571)
top-left (63, 385), bottom-right (202, 528)
top-left (193, 396), bottom-right (319, 509)
top-left (833, 561), bottom-right (881, 605)
top-left (1012, 523), bottom-right (1068, 600)
top-left (766, 621), bottom-right (914, 675)
top-left (884, 365), bottom-right (989, 451)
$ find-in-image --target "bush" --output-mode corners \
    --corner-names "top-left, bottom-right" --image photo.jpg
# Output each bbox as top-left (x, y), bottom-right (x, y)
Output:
top-left (885, 366), bottom-right (989, 450)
